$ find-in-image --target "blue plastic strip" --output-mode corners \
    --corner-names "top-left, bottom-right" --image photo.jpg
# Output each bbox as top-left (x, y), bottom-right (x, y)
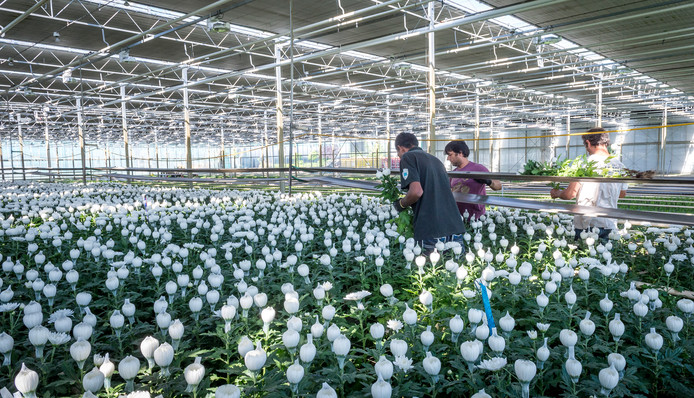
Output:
top-left (479, 282), bottom-right (495, 331)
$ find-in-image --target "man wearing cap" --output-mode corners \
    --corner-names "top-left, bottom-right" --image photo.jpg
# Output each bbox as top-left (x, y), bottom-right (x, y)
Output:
top-left (550, 128), bottom-right (627, 242)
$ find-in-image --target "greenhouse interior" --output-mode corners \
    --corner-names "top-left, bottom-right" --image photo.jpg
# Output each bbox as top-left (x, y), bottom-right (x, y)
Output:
top-left (1, 0), bottom-right (694, 397)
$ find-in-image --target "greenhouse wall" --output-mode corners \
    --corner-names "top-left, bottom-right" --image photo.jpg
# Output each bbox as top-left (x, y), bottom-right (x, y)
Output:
top-left (1, 124), bottom-right (692, 178)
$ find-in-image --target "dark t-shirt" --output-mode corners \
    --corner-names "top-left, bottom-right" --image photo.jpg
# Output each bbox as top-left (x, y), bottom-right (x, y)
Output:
top-left (399, 147), bottom-right (466, 241)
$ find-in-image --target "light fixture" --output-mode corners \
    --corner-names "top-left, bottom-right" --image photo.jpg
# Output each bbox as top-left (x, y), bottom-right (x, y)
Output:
top-left (207, 15), bottom-right (230, 33)
top-left (119, 49), bottom-right (136, 63)
top-left (393, 62), bottom-right (411, 77)
top-left (62, 69), bottom-right (74, 84)
top-left (227, 85), bottom-right (240, 99)
top-left (536, 34), bottom-right (561, 46)
top-left (536, 53), bottom-right (545, 68)
top-left (19, 86), bottom-right (34, 97)
top-left (297, 81), bottom-right (310, 93)
top-left (7, 57), bottom-right (14, 66)
top-left (53, 32), bottom-right (60, 42)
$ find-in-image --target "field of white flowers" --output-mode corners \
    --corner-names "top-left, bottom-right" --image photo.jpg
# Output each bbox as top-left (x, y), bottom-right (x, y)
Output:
top-left (0, 182), bottom-right (693, 398)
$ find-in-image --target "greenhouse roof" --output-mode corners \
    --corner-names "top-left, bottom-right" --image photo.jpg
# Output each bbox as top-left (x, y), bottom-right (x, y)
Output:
top-left (0, 0), bottom-right (692, 145)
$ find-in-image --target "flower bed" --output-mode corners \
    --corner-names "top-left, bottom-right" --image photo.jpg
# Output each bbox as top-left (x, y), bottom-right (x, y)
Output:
top-left (0, 182), bottom-right (693, 397)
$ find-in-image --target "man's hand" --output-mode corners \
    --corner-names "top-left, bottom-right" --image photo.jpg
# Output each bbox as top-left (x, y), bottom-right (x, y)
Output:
top-left (550, 188), bottom-right (561, 199)
top-left (393, 199), bottom-right (406, 213)
top-left (474, 178), bottom-right (492, 186)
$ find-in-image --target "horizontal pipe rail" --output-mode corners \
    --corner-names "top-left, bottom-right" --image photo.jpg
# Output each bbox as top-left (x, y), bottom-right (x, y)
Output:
top-left (2, 166), bottom-right (692, 225)
top-left (295, 167), bottom-right (694, 186)
top-left (4, 166), bottom-right (694, 186)
top-left (453, 193), bottom-right (694, 227)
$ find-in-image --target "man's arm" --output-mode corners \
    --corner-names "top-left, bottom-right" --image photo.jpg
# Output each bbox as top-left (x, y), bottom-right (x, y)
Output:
top-left (619, 190), bottom-right (627, 198)
top-left (400, 181), bottom-right (423, 207)
top-left (550, 182), bottom-right (581, 200)
top-left (489, 180), bottom-right (502, 191)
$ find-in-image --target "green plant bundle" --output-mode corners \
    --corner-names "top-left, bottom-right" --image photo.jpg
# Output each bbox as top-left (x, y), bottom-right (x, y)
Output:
top-left (521, 155), bottom-right (626, 190)
top-left (375, 169), bottom-right (415, 238)
top-left (521, 159), bottom-right (560, 177)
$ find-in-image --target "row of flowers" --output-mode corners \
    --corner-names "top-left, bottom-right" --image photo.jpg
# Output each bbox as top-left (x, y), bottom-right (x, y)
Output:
top-left (0, 182), bottom-right (692, 397)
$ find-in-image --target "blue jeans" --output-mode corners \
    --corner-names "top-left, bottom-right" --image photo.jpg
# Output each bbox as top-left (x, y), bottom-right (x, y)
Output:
top-left (420, 233), bottom-right (466, 256)
top-left (574, 228), bottom-right (611, 244)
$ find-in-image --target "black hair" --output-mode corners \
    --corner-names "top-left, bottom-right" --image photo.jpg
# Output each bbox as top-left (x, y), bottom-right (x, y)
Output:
top-left (444, 140), bottom-right (470, 158)
top-left (395, 132), bottom-right (418, 149)
top-left (582, 127), bottom-right (610, 147)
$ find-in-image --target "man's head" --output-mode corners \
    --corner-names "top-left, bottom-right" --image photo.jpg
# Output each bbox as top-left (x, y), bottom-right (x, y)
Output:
top-left (581, 127), bottom-right (610, 154)
top-left (395, 133), bottom-right (418, 158)
top-left (444, 140), bottom-right (470, 168)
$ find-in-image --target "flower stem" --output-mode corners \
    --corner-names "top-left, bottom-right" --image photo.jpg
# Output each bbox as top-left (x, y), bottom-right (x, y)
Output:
top-left (430, 378), bottom-right (438, 397)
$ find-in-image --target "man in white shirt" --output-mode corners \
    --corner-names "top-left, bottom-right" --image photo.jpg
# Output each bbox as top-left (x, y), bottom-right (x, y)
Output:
top-left (550, 128), bottom-right (628, 242)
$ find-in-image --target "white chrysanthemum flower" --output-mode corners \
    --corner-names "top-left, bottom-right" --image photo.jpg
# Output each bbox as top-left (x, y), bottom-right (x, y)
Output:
top-left (393, 356), bottom-right (413, 373)
top-left (387, 319), bottom-right (403, 332)
top-left (48, 332), bottom-right (71, 345)
top-left (344, 291), bottom-right (371, 301)
top-left (126, 392), bottom-right (151, 398)
top-left (0, 303), bottom-right (20, 312)
top-left (48, 309), bottom-right (74, 323)
top-left (477, 357), bottom-right (507, 371)
top-left (536, 323), bottom-right (550, 332)
top-left (670, 254), bottom-right (687, 262)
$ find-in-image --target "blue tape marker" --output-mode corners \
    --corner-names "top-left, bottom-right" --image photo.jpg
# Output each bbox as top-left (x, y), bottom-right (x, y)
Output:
top-left (477, 281), bottom-right (496, 331)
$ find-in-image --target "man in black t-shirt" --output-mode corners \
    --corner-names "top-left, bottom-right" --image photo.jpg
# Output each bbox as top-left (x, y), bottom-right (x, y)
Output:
top-left (392, 133), bottom-right (466, 255)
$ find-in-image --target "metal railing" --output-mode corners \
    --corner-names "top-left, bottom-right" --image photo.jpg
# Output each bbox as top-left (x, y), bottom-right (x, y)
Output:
top-left (2, 165), bottom-right (694, 225)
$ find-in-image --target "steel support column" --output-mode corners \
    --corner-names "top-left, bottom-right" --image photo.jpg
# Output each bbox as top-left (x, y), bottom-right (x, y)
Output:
top-left (275, 44), bottom-right (285, 192)
top-left (220, 126), bottom-right (226, 177)
top-left (264, 110), bottom-right (269, 178)
top-left (386, 97), bottom-right (391, 168)
top-left (427, 1), bottom-right (436, 155)
top-left (318, 105), bottom-right (323, 168)
top-left (551, 121), bottom-right (558, 161)
top-left (0, 132), bottom-right (4, 181)
top-left (489, 119), bottom-right (494, 171)
top-left (9, 135), bottom-right (15, 182)
top-left (288, 0), bottom-right (295, 195)
top-left (43, 107), bottom-right (52, 182)
top-left (182, 67), bottom-right (192, 186)
top-left (17, 115), bottom-right (25, 180)
top-left (220, 126), bottom-right (225, 170)
top-left (121, 85), bottom-right (130, 177)
top-left (154, 131), bottom-right (160, 174)
top-left (77, 98), bottom-right (87, 184)
top-left (565, 112), bottom-right (571, 158)
top-left (659, 106), bottom-right (668, 174)
top-left (597, 68), bottom-right (603, 127)
top-left (496, 125), bottom-right (502, 172)
top-left (474, 88), bottom-right (480, 162)
top-left (55, 145), bottom-right (59, 177)
top-left (331, 129), bottom-right (336, 169)
top-left (232, 135), bottom-right (237, 177)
